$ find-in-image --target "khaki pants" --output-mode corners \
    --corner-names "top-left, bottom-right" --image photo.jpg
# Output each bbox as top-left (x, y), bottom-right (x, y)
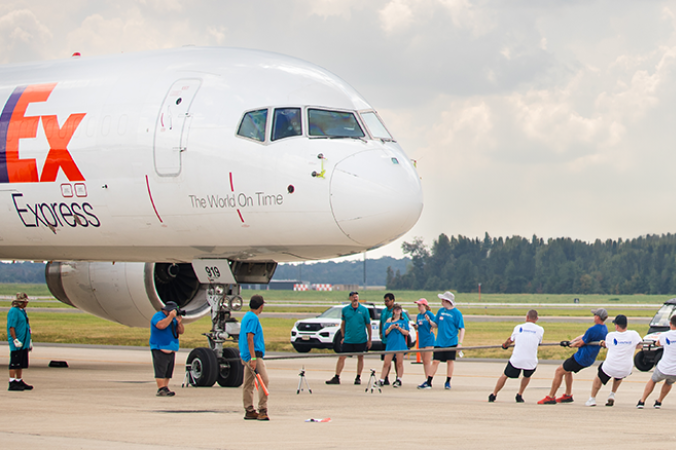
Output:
top-left (243, 359), bottom-right (269, 413)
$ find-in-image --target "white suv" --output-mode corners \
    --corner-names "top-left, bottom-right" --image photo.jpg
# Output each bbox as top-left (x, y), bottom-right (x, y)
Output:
top-left (290, 302), bottom-right (417, 353)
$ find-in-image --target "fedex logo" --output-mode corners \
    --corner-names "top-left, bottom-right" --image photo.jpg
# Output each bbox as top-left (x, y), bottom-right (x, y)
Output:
top-left (0, 83), bottom-right (85, 183)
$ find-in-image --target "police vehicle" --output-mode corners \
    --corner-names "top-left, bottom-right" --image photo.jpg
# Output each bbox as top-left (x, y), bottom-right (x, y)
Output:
top-left (634, 298), bottom-right (676, 371)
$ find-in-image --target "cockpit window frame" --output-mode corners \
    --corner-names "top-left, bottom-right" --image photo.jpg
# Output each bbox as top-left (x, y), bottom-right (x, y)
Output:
top-left (236, 108), bottom-right (270, 144)
top-left (271, 107), bottom-right (303, 142)
top-left (358, 110), bottom-right (396, 142)
top-left (307, 107), bottom-right (366, 140)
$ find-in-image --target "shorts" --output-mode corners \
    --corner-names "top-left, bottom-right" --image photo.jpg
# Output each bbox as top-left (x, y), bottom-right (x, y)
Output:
top-left (339, 342), bottom-right (368, 354)
top-left (562, 355), bottom-right (587, 374)
top-left (504, 361), bottom-right (536, 379)
top-left (433, 345), bottom-right (457, 362)
top-left (651, 366), bottom-right (676, 385)
top-left (152, 349), bottom-right (176, 379)
top-left (597, 363), bottom-right (623, 385)
top-left (9, 349), bottom-right (29, 370)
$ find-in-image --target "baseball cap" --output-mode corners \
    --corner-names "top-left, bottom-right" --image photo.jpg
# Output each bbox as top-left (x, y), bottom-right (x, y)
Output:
top-left (591, 308), bottom-right (608, 321)
top-left (162, 301), bottom-right (179, 311)
top-left (612, 314), bottom-right (628, 327)
top-left (438, 291), bottom-right (455, 305)
top-left (414, 298), bottom-right (429, 306)
top-left (349, 291), bottom-right (359, 297)
top-left (15, 292), bottom-right (28, 302)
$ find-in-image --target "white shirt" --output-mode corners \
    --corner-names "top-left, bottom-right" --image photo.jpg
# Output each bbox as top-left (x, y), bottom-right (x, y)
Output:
top-left (601, 330), bottom-right (642, 378)
top-left (657, 329), bottom-right (676, 375)
top-left (509, 322), bottom-right (544, 370)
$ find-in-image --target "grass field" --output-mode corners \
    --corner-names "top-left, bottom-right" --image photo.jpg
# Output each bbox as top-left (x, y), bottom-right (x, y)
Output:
top-left (0, 284), bottom-right (664, 360)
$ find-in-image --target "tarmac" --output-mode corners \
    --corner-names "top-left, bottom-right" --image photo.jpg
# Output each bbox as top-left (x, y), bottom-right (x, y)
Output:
top-left (0, 344), bottom-right (673, 449)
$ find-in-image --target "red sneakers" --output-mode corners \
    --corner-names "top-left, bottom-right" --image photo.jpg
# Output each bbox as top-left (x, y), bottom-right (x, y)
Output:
top-left (556, 394), bottom-right (574, 403)
top-left (537, 396), bottom-right (557, 405)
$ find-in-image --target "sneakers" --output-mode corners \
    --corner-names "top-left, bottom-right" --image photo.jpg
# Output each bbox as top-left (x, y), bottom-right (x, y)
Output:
top-left (606, 392), bottom-right (615, 407)
top-left (488, 393), bottom-right (496, 403)
top-left (515, 394), bottom-right (524, 403)
top-left (636, 400), bottom-right (645, 409)
top-left (8, 381), bottom-right (24, 391)
top-left (417, 381), bottom-right (431, 389)
top-left (537, 396), bottom-right (557, 405)
top-left (444, 381), bottom-right (451, 390)
top-left (392, 379), bottom-right (402, 388)
top-left (156, 387), bottom-right (175, 397)
top-left (556, 394), bottom-right (573, 403)
top-left (244, 410), bottom-right (259, 420)
top-left (354, 375), bottom-right (361, 385)
top-left (325, 375), bottom-right (340, 385)
top-left (654, 400), bottom-right (662, 409)
top-left (376, 379), bottom-right (384, 387)
top-left (257, 410), bottom-right (270, 421)
top-left (585, 397), bottom-right (596, 407)
top-left (383, 377), bottom-right (390, 386)
top-left (17, 380), bottom-right (33, 390)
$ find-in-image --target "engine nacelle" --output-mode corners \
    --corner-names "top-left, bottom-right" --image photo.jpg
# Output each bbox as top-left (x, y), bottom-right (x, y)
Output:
top-left (46, 261), bottom-right (211, 327)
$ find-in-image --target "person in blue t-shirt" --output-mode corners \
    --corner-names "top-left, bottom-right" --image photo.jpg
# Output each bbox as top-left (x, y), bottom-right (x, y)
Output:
top-left (380, 293), bottom-right (410, 385)
top-left (427, 291), bottom-right (465, 390)
top-left (413, 298), bottom-right (436, 389)
top-left (150, 301), bottom-right (184, 397)
top-left (7, 293), bottom-right (33, 391)
top-left (538, 308), bottom-right (608, 405)
top-left (378, 304), bottom-right (409, 387)
top-left (326, 292), bottom-right (372, 385)
top-left (239, 295), bottom-right (270, 420)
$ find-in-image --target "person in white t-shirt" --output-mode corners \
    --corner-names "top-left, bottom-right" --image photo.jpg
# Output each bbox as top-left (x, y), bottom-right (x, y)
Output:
top-left (585, 314), bottom-right (642, 407)
top-left (637, 314), bottom-right (676, 409)
top-left (488, 310), bottom-right (544, 403)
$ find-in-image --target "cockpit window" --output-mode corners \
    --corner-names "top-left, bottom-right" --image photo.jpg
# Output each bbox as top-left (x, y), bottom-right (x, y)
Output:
top-left (272, 108), bottom-right (302, 141)
top-left (237, 109), bottom-right (268, 142)
top-left (360, 111), bottom-right (393, 140)
top-left (308, 109), bottom-right (365, 138)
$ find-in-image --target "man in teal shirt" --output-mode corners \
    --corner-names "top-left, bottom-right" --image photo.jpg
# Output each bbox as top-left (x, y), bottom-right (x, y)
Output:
top-left (7, 293), bottom-right (33, 391)
top-left (380, 293), bottom-right (410, 385)
top-left (326, 292), bottom-right (372, 385)
top-left (239, 295), bottom-right (269, 420)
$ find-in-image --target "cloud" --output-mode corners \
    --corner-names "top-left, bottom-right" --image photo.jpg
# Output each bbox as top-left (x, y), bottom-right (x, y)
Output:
top-left (0, 9), bottom-right (52, 63)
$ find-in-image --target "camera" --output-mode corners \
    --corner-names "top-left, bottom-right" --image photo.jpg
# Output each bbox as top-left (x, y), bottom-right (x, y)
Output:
top-left (176, 308), bottom-right (187, 316)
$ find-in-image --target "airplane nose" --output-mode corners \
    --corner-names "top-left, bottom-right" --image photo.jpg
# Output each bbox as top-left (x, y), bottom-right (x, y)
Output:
top-left (330, 149), bottom-right (423, 247)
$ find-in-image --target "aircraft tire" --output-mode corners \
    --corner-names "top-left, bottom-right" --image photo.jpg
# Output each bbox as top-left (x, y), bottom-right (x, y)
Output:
top-left (187, 347), bottom-right (218, 387)
top-left (216, 347), bottom-right (244, 387)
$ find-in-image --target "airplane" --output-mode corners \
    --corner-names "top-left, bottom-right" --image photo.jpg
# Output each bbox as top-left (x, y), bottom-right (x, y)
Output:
top-left (0, 46), bottom-right (423, 387)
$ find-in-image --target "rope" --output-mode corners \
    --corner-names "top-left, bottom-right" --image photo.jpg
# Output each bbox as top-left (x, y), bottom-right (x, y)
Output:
top-left (222, 341), bottom-right (605, 362)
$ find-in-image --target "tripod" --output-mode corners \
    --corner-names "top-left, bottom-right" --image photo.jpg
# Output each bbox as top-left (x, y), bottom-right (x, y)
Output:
top-left (182, 364), bottom-right (195, 388)
top-left (297, 367), bottom-right (312, 394)
top-left (365, 369), bottom-right (381, 394)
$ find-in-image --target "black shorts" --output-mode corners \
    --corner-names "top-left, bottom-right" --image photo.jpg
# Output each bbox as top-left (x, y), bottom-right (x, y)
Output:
top-left (339, 342), bottom-right (368, 354)
top-left (9, 349), bottom-right (29, 370)
top-left (433, 346), bottom-right (457, 362)
top-left (504, 361), bottom-right (536, 379)
top-left (597, 363), bottom-right (622, 385)
top-left (152, 349), bottom-right (176, 379)
top-left (562, 355), bottom-right (587, 374)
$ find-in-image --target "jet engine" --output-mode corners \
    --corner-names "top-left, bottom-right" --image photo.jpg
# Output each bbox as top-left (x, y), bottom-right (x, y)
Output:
top-left (45, 261), bottom-right (212, 327)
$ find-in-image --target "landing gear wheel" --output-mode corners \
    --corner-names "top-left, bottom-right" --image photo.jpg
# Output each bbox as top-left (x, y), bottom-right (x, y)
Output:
top-left (634, 350), bottom-right (655, 372)
top-left (216, 347), bottom-right (244, 387)
top-left (187, 347), bottom-right (218, 387)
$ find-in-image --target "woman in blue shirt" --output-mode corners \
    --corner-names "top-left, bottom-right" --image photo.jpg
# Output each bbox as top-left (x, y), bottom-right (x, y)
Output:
top-left (413, 298), bottom-right (436, 389)
top-left (379, 304), bottom-right (409, 388)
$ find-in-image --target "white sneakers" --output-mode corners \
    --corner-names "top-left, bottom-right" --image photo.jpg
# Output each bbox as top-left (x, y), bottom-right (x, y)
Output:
top-left (606, 392), bottom-right (615, 407)
top-left (585, 397), bottom-right (596, 407)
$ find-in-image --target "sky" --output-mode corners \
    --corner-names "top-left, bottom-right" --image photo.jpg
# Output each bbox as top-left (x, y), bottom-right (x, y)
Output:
top-left (3, 0), bottom-right (676, 260)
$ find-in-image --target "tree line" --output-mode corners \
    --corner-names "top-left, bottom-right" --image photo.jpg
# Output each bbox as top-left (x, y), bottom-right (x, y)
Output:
top-left (386, 233), bottom-right (676, 295)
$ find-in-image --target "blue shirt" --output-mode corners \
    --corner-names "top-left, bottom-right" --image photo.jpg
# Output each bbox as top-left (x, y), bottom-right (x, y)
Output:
top-left (380, 307), bottom-right (409, 344)
top-left (434, 307), bottom-right (464, 348)
top-left (416, 311), bottom-right (436, 348)
top-left (573, 323), bottom-right (608, 367)
top-left (342, 304), bottom-right (371, 344)
top-left (7, 307), bottom-right (30, 351)
top-left (239, 311), bottom-right (265, 362)
top-left (149, 311), bottom-right (180, 352)
top-left (384, 318), bottom-right (409, 351)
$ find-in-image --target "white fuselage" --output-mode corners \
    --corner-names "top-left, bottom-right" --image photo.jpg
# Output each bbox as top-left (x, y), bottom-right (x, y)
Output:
top-left (0, 47), bottom-right (423, 263)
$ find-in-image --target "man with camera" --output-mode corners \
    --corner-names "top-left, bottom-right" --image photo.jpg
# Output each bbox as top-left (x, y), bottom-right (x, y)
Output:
top-left (150, 301), bottom-right (184, 396)
top-left (240, 295), bottom-right (269, 420)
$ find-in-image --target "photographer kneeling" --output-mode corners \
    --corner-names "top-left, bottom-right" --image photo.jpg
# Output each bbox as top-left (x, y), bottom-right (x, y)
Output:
top-left (150, 301), bottom-right (184, 396)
